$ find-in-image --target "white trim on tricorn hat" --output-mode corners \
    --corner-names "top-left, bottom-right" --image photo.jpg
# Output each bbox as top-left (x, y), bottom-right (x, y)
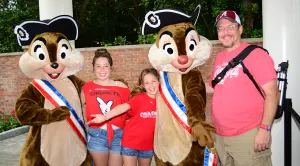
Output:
top-left (14, 15), bottom-right (78, 46)
top-left (142, 5), bottom-right (201, 35)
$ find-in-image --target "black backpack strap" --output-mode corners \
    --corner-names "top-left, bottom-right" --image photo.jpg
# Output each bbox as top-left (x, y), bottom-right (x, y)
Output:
top-left (211, 45), bottom-right (266, 88)
top-left (240, 62), bottom-right (265, 99)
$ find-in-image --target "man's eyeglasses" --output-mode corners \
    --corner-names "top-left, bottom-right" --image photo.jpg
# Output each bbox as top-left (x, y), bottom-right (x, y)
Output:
top-left (216, 24), bottom-right (239, 32)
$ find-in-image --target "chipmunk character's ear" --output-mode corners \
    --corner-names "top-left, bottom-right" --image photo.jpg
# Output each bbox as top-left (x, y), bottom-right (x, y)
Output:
top-left (14, 15), bottom-right (78, 46)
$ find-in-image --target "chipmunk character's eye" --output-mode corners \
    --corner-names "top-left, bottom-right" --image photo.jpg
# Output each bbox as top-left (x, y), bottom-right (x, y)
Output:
top-left (188, 39), bottom-right (197, 51)
top-left (158, 33), bottom-right (177, 57)
top-left (31, 40), bottom-right (47, 61)
top-left (185, 28), bottom-right (200, 55)
top-left (57, 38), bottom-right (71, 60)
top-left (163, 43), bottom-right (174, 55)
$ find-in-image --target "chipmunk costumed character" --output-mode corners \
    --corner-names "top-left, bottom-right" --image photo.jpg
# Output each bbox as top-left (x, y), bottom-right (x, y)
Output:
top-left (142, 5), bottom-right (216, 166)
top-left (14, 15), bottom-right (90, 166)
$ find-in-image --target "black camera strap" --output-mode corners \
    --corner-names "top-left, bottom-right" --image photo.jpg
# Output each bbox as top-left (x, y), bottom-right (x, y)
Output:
top-left (211, 45), bottom-right (268, 99)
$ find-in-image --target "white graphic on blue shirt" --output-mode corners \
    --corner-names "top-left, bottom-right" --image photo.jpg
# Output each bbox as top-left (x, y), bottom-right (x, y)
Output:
top-left (96, 97), bottom-right (113, 114)
top-left (214, 62), bottom-right (242, 84)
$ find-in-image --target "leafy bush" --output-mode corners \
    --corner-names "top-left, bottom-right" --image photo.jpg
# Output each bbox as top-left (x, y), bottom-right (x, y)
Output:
top-left (242, 28), bottom-right (263, 38)
top-left (136, 29), bottom-right (157, 44)
top-left (113, 36), bottom-right (127, 46)
top-left (0, 0), bottom-right (39, 53)
top-left (0, 110), bottom-right (21, 133)
top-left (96, 36), bottom-right (127, 46)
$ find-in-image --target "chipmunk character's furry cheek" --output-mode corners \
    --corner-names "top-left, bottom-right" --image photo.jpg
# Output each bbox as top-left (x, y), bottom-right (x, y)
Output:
top-left (59, 49), bottom-right (84, 77)
top-left (19, 50), bottom-right (50, 79)
top-left (187, 36), bottom-right (212, 70)
top-left (148, 36), bottom-right (179, 73)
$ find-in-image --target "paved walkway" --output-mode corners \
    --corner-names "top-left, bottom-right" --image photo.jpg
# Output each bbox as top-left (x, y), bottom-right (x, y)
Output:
top-left (0, 134), bottom-right (223, 166)
top-left (0, 133), bottom-right (156, 166)
top-left (0, 133), bottom-right (26, 166)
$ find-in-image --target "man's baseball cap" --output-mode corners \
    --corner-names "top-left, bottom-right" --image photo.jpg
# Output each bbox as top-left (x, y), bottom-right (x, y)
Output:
top-left (215, 10), bottom-right (241, 26)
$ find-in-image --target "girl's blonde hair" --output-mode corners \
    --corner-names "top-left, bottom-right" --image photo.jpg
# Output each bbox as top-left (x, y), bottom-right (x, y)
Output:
top-left (130, 68), bottom-right (159, 99)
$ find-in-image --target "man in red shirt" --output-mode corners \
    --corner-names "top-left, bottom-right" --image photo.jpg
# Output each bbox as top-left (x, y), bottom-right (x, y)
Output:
top-left (207, 10), bottom-right (279, 166)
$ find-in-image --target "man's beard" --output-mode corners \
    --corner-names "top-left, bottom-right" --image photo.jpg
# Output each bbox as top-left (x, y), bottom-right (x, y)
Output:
top-left (221, 35), bottom-right (235, 48)
top-left (223, 42), bottom-right (235, 48)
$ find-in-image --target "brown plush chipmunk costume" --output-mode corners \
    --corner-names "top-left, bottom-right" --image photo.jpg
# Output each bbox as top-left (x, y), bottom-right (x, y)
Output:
top-left (14, 15), bottom-right (91, 166)
top-left (142, 5), bottom-right (215, 166)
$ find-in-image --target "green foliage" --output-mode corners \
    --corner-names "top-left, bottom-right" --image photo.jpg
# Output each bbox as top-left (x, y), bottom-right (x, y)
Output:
top-left (242, 28), bottom-right (263, 38)
top-left (0, 0), bottom-right (263, 53)
top-left (113, 36), bottom-right (127, 45)
top-left (0, 0), bottom-right (39, 53)
top-left (135, 29), bottom-right (157, 44)
top-left (211, 0), bottom-right (262, 39)
top-left (97, 36), bottom-right (128, 46)
top-left (212, 0), bottom-right (230, 17)
top-left (251, 3), bottom-right (259, 14)
top-left (0, 110), bottom-right (21, 133)
top-left (98, 41), bottom-right (113, 47)
top-left (73, 0), bottom-right (141, 48)
top-left (239, 1), bottom-right (262, 38)
top-left (136, 33), bottom-right (156, 44)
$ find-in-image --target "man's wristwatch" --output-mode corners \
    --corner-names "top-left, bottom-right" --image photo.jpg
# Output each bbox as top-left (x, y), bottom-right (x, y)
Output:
top-left (260, 124), bottom-right (272, 131)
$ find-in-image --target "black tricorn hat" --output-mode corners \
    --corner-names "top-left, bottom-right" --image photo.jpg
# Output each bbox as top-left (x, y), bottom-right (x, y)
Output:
top-left (141, 5), bottom-right (201, 35)
top-left (14, 15), bottom-right (78, 46)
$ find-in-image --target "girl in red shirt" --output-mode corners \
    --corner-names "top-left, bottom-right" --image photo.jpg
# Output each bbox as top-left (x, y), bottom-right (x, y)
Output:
top-left (88, 68), bottom-right (159, 166)
top-left (82, 48), bottom-right (130, 166)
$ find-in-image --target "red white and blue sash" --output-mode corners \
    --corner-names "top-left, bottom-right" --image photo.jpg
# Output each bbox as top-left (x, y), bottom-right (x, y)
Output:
top-left (159, 71), bottom-right (192, 134)
top-left (204, 147), bottom-right (218, 166)
top-left (31, 79), bottom-right (86, 145)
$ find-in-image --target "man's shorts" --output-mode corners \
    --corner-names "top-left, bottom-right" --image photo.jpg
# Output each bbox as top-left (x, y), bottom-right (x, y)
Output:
top-left (87, 127), bottom-right (123, 154)
top-left (120, 146), bottom-right (154, 159)
top-left (214, 127), bottom-right (272, 166)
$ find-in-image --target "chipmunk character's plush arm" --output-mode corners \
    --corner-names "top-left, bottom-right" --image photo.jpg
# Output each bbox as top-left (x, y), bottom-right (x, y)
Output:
top-left (15, 84), bottom-right (71, 125)
top-left (142, 5), bottom-right (215, 166)
top-left (16, 75), bottom-right (84, 125)
top-left (14, 16), bottom-right (91, 166)
top-left (182, 70), bottom-right (215, 147)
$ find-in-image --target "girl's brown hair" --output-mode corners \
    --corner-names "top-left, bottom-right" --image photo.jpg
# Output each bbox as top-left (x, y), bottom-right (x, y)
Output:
top-left (92, 48), bottom-right (113, 67)
top-left (130, 68), bottom-right (159, 99)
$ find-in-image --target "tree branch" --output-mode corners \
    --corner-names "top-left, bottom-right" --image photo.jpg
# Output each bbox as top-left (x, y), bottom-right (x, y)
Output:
top-left (79, 0), bottom-right (89, 21)
top-left (120, 0), bottom-right (140, 25)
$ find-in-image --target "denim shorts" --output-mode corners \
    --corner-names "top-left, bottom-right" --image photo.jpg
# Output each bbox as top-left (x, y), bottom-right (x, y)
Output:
top-left (87, 127), bottom-right (123, 153)
top-left (120, 146), bottom-right (154, 159)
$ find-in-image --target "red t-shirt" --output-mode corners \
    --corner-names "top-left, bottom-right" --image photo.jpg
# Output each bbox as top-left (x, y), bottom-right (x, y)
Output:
top-left (83, 81), bottom-right (130, 128)
top-left (209, 42), bottom-right (277, 136)
top-left (121, 93), bottom-right (156, 150)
